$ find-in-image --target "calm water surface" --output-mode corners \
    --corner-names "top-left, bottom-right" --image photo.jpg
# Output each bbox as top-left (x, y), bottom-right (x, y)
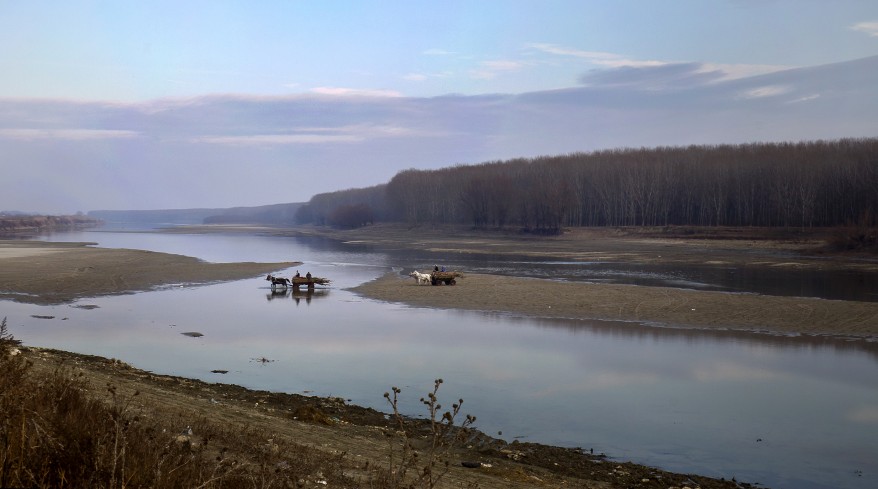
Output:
top-left (2, 229), bottom-right (876, 489)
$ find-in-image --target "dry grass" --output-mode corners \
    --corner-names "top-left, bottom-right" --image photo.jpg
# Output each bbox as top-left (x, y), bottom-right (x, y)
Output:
top-left (0, 317), bottom-right (354, 488)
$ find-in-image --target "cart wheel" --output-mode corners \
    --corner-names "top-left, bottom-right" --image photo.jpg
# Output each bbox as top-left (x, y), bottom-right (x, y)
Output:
top-left (450, 279), bottom-right (456, 285)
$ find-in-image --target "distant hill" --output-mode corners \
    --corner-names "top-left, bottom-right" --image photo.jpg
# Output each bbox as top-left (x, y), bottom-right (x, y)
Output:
top-left (202, 203), bottom-right (303, 225)
top-left (88, 203), bottom-right (304, 227)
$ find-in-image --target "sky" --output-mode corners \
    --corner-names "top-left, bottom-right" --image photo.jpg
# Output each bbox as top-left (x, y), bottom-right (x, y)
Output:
top-left (2, 0), bottom-right (878, 214)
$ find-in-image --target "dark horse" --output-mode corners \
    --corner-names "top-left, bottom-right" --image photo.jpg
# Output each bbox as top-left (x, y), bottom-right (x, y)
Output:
top-left (266, 274), bottom-right (291, 289)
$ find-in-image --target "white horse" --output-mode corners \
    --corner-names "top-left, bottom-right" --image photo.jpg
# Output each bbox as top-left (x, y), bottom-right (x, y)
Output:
top-left (409, 271), bottom-right (431, 285)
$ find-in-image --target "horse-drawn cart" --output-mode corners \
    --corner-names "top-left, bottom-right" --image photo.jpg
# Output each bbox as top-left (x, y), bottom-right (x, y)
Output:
top-left (266, 274), bottom-right (331, 291)
top-left (430, 271), bottom-right (462, 286)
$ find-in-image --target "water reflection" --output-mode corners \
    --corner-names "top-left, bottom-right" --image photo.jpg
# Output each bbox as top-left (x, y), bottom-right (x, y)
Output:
top-left (517, 315), bottom-right (878, 363)
top-left (265, 288), bottom-right (330, 305)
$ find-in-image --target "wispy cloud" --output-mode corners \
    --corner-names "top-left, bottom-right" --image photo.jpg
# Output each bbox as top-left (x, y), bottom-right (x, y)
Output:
top-left (0, 128), bottom-right (139, 141)
top-left (738, 85), bottom-right (792, 99)
top-left (309, 87), bottom-right (403, 98)
top-left (470, 60), bottom-right (527, 79)
top-left (191, 134), bottom-right (364, 145)
top-left (527, 43), bottom-right (664, 68)
top-left (422, 48), bottom-right (454, 56)
top-left (697, 62), bottom-right (791, 80)
top-left (530, 42), bottom-right (789, 85)
top-left (850, 21), bottom-right (878, 37)
top-left (403, 71), bottom-right (452, 82)
top-left (578, 62), bottom-right (725, 89)
top-left (191, 124), bottom-right (426, 146)
top-left (787, 94), bottom-right (820, 104)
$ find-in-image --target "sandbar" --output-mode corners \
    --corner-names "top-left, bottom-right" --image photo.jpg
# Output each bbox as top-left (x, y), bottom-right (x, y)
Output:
top-left (351, 272), bottom-right (878, 339)
top-left (0, 240), bottom-right (298, 304)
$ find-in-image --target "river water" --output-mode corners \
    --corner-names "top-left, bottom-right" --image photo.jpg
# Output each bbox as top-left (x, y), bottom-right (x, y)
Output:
top-left (3, 228), bottom-right (877, 489)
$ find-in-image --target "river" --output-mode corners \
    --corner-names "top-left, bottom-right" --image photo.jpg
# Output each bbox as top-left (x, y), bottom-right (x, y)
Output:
top-left (2, 228), bottom-right (877, 489)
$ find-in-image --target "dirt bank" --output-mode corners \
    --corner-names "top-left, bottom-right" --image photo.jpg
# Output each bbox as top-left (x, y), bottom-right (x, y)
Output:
top-left (17, 346), bottom-right (751, 489)
top-left (0, 240), bottom-right (298, 304)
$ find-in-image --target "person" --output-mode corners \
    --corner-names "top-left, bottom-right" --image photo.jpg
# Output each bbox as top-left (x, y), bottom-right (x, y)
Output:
top-left (440, 265), bottom-right (446, 272)
top-left (295, 271), bottom-right (301, 278)
top-left (306, 271), bottom-right (312, 280)
top-left (434, 265), bottom-right (439, 272)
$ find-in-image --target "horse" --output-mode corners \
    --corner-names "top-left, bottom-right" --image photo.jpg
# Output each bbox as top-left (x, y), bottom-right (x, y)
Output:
top-left (266, 274), bottom-right (291, 289)
top-left (409, 271), bottom-right (431, 286)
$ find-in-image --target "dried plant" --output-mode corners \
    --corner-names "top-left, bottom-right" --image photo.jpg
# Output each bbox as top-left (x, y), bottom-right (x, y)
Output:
top-left (0, 317), bottom-right (22, 353)
top-left (378, 379), bottom-right (477, 489)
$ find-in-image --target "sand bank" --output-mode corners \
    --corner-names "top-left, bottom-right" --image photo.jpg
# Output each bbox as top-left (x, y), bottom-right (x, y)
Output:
top-left (351, 272), bottom-right (878, 339)
top-left (0, 240), bottom-right (298, 304)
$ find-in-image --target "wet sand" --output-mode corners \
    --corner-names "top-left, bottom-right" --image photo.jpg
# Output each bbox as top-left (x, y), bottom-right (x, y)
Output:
top-left (0, 240), bottom-right (298, 304)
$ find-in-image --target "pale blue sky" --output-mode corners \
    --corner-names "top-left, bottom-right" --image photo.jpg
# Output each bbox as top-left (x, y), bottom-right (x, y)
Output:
top-left (3, 0), bottom-right (876, 100)
top-left (2, 1), bottom-right (878, 213)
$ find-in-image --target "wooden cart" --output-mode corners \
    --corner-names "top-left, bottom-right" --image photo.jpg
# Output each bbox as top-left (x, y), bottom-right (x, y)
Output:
top-left (430, 271), bottom-right (462, 286)
top-left (291, 276), bottom-right (331, 290)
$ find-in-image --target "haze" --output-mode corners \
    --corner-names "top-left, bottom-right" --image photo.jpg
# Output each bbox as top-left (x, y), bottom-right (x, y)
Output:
top-left (2, 0), bottom-right (877, 214)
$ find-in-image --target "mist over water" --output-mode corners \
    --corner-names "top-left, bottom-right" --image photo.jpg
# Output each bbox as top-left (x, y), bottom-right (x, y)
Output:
top-left (4, 228), bottom-right (877, 489)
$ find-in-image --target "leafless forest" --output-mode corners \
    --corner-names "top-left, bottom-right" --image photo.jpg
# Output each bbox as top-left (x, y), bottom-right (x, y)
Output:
top-left (296, 139), bottom-right (878, 233)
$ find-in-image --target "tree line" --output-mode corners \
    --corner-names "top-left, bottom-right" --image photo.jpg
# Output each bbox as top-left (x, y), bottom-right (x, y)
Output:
top-left (295, 138), bottom-right (878, 232)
